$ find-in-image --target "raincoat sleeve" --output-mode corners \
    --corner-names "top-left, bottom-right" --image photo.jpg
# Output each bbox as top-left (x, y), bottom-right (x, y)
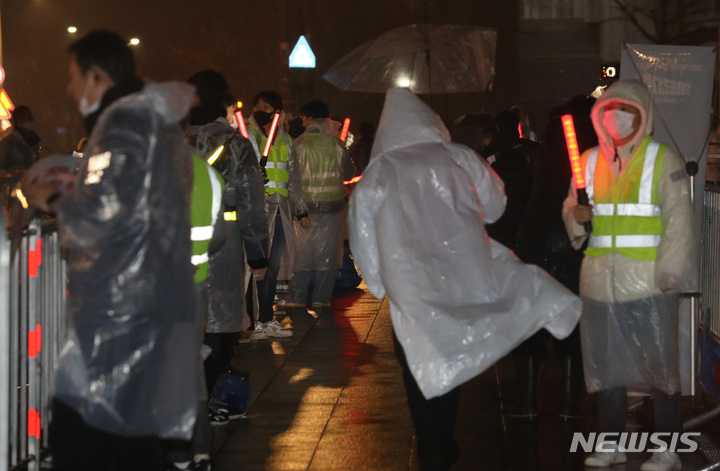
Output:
top-left (348, 163), bottom-right (385, 299)
top-left (58, 108), bottom-right (154, 246)
top-left (287, 145), bottom-right (308, 217)
top-left (227, 135), bottom-right (269, 267)
top-left (655, 147), bottom-right (699, 292)
top-left (562, 182), bottom-right (589, 250)
top-left (447, 144), bottom-right (506, 223)
top-left (340, 144), bottom-right (356, 182)
top-left (208, 169), bottom-right (227, 256)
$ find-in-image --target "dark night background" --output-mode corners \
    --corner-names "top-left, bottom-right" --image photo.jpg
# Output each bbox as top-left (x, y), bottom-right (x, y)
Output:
top-left (0, 0), bottom-right (520, 153)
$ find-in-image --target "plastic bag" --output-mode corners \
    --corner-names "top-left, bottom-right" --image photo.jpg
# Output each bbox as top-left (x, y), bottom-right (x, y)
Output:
top-left (212, 373), bottom-right (250, 412)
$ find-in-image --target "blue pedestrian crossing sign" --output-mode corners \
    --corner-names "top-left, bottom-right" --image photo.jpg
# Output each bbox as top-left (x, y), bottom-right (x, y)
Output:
top-left (289, 35), bottom-right (316, 69)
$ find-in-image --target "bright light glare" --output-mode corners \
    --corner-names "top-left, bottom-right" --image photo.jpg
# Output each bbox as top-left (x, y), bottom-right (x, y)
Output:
top-left (13, 189), bottom-right (28, 209)
top-left (591, 85), bottom-right (607, 98)
top-left (396, 77), bottom-right (412, 87)
top-left (67, 26), bottom-right (77, 34)
top-left (207, 145), bottom-right (224, 165)
top-left (129, 38), bottom-right (140, 46)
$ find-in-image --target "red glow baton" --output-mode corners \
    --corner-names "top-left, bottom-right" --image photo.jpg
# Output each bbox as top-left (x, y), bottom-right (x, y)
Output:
top-left (262, 112), bottom-right (281, 159)
top-left (234, 109), bottom-right (249, 139)
top-left (561, 114), bottom-right (592, 233)
top-left (340, 118), bottom-right (351, 143)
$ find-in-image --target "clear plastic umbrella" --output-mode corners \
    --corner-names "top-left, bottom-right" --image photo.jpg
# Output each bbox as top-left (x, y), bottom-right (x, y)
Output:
top-left (323, 24), bottom-right (497, 94)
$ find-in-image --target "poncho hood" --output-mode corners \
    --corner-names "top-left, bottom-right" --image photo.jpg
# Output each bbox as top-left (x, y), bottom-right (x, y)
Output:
top-left (370, 87), bottom-right (450, 158)
top-left (591, 79), bottom-right (653, 161)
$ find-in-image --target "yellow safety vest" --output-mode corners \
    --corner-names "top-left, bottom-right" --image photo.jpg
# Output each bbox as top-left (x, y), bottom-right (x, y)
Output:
top-left (249, 126), bottom-right (291, 197)
top-left (191, 154), bottom-right (224, 283)
top-left (584, 136), bottom-right (666, 261)
top-left (300, 133), bottom-right (344, 204)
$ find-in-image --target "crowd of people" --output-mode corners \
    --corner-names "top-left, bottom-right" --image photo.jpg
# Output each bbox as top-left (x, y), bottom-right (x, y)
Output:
top-left (9, 27), bottom-right (699, 471)
top-left (348, 77), bottom-right (696, 471)
top-left (15, 29), bottom-right (360, 471)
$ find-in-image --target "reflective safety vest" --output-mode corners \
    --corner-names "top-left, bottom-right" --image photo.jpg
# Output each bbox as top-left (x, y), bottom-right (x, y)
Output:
top-left (249, 126), bottom-right (291, 197)
top-left (191, 154), bottom-right (224, 283)
top-left (584, 137), bottom-right (666, 261)
top-left (300, 134), bottom-right (345, 204)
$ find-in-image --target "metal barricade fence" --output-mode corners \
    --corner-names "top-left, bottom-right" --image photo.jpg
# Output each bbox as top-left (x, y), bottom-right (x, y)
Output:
top-left (696, 183), bottom-right (720, 471)
top-left (1, 213), bottom-right (66, 471)
top-left (703, 184), bottom-right (720, 340)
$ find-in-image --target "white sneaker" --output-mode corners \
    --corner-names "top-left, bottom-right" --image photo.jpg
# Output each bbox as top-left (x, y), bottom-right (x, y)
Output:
top-left (262, 320), bottom-right (293, 338)
top-left (640, 450), bottom-right (681, 471)
top-left (248, 323), bottom-right (269, 340)
top-left (584, 450), bottom-right (627, 467)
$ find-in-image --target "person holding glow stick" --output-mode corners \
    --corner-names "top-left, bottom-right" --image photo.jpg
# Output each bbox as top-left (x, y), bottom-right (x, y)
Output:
top-left (247, 91), bottom-right (308, 330)
top-left (562, 80), bottom-right (698, 471)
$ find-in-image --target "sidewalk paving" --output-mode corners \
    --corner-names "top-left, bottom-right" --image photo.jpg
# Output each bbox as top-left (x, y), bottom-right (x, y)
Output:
top-left (209, 282), bottom-right (720, 471)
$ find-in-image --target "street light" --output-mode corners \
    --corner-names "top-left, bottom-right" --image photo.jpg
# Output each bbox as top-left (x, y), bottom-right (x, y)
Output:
top-left (129, 38), bottom-right (140, 46)
top-left (396, 77), bottom-right (412, 87)
top-left (67, 26), bottom-right (77, 34)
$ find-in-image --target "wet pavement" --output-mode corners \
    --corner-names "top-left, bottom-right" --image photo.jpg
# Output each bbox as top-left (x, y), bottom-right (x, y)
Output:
top-left (209, 282), bottom-right (720, 470)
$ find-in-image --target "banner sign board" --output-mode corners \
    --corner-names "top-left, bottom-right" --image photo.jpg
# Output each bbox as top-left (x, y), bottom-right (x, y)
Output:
top-left (621, 44), bottom-right (718, 396)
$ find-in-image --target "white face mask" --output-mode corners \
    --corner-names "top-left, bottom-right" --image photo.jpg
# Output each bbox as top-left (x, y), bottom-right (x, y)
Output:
top-left (228, 115), bottom-right (238, 129)
top-left (78, 75), bottom-right (101, 117)
top-left (603, 109), bottom-right (637, 140)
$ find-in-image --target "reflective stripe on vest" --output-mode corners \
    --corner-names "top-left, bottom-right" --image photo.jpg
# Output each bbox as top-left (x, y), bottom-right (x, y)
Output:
top-left (592, 203), bottom-right (660, 217)
top-left (265, 180), bottom-right (288, 189)
top-left (588, 235), bottom-right (661, 248)
top-left (265, 161), bottom-right (288, 170)
top-left (246, 130), bottom-right (261, 159)
top-left (585, 138), bottom-right (665, 260)
top-left (191, 253), bottom-right (209, 265)
top-left (191, 226), bottom-right (214, 240)
top-left (302, 179), bottom-right (344, 202)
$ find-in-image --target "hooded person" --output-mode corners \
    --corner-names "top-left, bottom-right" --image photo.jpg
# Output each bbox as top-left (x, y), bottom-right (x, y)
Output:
top-left (21, 30), bottom-right (200, 471)
top-left (348, 87), bottom-right (581, 470)
top-left (562, 79), bottom-right (698, 471)
top-left (185, 70), bottom-right (270, 409)
top-left (280, 99), bottom-right (354, 308)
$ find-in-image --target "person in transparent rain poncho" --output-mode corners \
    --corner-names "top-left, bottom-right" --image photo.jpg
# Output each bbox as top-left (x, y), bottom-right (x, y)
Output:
top-left (563, 80), bottom-right (698, 471)
top-left (246, 91), bottom-right (308, 334)
top-left (21, 30), bottom-right (200, 471)
top-left (185, 70), bottom-right (269, 413)
top-left (348, 87), bottom-right (581, 471)
top-left (280, 100), bottom-right (354, 309)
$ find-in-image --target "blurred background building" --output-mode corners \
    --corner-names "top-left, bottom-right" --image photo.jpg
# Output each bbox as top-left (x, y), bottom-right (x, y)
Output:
top-left (0, 0), bottom-right (716, 153)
